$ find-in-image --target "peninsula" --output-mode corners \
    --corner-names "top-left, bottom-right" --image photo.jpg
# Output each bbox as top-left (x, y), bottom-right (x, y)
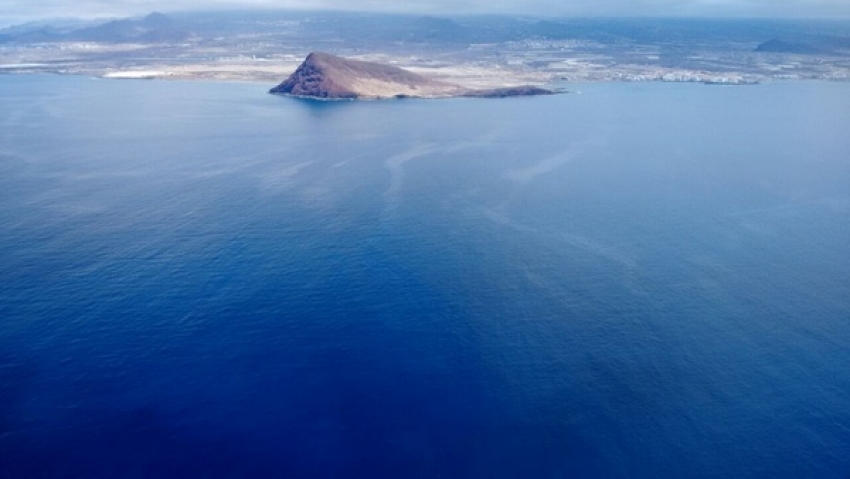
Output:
top-left (269, 52), bottom-right (555, 100)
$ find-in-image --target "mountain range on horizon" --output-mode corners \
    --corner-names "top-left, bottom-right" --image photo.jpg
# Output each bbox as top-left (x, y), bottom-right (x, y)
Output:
top-left (2, 10), bottom-right (849, 55)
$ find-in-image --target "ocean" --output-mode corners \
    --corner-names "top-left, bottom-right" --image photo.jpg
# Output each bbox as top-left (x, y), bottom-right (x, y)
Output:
top-left (1, 75), bottom-right (849, 478)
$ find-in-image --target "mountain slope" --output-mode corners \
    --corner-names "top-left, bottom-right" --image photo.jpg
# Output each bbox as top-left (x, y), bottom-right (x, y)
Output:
top-left (269, 52), bottom-right (555, 100)
top-left (269, 52), bottom-right (461, 99)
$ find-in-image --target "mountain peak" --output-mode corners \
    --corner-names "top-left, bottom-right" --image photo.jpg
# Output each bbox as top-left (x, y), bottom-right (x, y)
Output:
top-left (269, 52), bottom-right (556, 100)
top-left (142, 12), bottom-right (172, 28)
top-left (270, 52), bottom-right (459, 99)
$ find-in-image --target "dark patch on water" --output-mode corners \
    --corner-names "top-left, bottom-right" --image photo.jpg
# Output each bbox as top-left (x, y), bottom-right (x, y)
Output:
top-left (0, 354), bottom-right (36, 435)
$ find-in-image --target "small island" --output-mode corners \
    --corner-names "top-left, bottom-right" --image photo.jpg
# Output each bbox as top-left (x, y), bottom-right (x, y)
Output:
top-left (269, 52), bottom-right (556, 100)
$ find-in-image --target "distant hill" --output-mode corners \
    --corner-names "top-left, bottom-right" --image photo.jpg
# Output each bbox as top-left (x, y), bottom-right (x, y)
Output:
top-left (755, 35), bottom-right (850, 55)
top-left (141, 12), bottom-right (172, 29)
top-left (64, 19), bottom-right (142, 42)
top-left (756, 39), bottom-right (820, 54)
top-left (0, 12), bottom-right (190, 44)
top-left (8, 29), bottom-right (61, 43)
top-left (64, 12), bottom-right (188, 43)
top-left (269, 52), bottom-right (555, 100)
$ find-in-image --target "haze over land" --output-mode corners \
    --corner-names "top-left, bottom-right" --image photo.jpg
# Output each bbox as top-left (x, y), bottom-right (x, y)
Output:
top-left (1, 9), bottom-right (849, 86)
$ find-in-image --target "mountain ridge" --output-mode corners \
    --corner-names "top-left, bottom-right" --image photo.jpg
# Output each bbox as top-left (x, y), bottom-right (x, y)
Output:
top-left (269, 52), bottom-right (555, 100)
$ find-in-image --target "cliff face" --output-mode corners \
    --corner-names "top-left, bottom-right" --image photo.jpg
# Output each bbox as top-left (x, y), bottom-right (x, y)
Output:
top-left (269, 52), bottom-right (459, 99)
top-left (270, 52), bottom-right (556, 100)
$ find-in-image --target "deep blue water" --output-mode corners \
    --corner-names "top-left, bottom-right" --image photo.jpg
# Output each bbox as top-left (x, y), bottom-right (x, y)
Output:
top-left (1, 75), bottom-right (849, 478)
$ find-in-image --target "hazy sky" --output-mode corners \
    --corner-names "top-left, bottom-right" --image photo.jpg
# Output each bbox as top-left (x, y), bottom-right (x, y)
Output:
top-left (3, 0), bottom-right (850, 25)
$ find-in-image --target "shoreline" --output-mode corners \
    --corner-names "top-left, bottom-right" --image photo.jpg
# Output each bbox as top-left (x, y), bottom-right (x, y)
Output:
top-left (2, 67), bottom-right (849, 88)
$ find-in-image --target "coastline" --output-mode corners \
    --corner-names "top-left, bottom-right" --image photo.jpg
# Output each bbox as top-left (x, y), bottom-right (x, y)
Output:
top-left (7, 62), bottom-right (849, 86)
top-left (3, 53), bottom-right (847, 86)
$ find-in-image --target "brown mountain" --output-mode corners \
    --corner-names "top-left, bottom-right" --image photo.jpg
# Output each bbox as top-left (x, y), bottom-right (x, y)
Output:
top-left (269, 52), bottom-right (555, 100)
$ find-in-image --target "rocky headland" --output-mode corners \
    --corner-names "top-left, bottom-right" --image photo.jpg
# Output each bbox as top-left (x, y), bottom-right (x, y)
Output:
top-left (269, 52), bottom-right (556, 100)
